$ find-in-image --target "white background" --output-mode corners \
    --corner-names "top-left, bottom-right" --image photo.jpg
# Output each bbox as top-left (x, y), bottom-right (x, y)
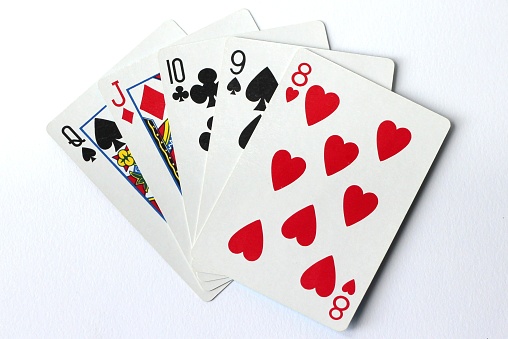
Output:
top-left (1, 0), bottom-right (506, 337)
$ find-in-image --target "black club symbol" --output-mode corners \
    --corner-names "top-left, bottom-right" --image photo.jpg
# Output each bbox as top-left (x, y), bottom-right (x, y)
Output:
top-left (199, 116), bottom-right (213, 151)
top-left (190, 68), bottom-right (218, 108)
top-left (172, 86), bottom-right (189, 102)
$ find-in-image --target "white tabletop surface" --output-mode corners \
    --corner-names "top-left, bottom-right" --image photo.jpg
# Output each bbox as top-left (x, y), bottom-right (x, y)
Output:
top-left (1, 0), bottom-right (507, 337)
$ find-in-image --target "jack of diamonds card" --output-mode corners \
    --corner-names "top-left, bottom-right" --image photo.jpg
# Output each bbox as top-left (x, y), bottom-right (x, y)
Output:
top-left (192, 49), bottom-right (450, 329)
top-left (101, 69), bottom-right (232, 289)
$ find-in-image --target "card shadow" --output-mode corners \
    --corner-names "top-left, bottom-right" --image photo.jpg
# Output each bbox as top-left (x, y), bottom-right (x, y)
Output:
top-left (391, 60), bottom-right (399, 92)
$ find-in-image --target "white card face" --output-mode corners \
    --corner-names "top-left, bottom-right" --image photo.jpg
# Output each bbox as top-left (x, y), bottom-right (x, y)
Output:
top-left (197, 37), bottom-right (395, 239)
top-left (158, 22), bottom-right (329, 245)
top-left (46, 21), bottom-right (231, 300)
top-left (234, 21), bottom-right (328, 49)
top-left (192, 49), bottom-right (450, 329)
top-left (175, 9), bottom-right (258, 44)
top-left (97, 10), bottom-right (259, 288)
top-left (196, 271), bottom-right (228, 282)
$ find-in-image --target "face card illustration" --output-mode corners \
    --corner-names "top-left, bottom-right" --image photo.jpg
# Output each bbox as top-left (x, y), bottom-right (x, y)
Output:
top-left (83, 110), bottom-right (164, 215)
top-left (196, 38), bottom-right (395, 240)
top-left (98, 9), bottom-right (260, 288)
top-left (158, 21), bottom-right (330, 244)
top-left (192, 49), bottom-right (450, 329)
top-left (47, 20), bottom-right (232, 300)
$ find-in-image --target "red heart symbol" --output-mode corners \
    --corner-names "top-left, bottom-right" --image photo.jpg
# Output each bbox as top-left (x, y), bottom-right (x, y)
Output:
top-left (343, 185), bottom-right (378, 226)
top-left (271, 150), bottom-right (306, 191)
top-left (228, 220), bottom-right (263, 261)
top-left (286, 87), bottom-right (299, 102)
top-left (342, 279), bottom-right (356, 295)
top-left (300, 255), bottom-right (336, 297)
top-left (324, 135), bottom-right (359, 176)
top-left (281, 205), bottom-right (316, 246)
top-left (377, 120), bottom-right (411, 161)
top-left (305, 85), bottom-right (340, 126)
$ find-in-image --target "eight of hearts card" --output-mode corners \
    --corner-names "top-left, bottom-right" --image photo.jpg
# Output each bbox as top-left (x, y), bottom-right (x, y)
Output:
top-left (46, 20), bottom-right (230, 300)
top-left (192, 48), bottom-right (450, 330)
top-left (196, 37), bottom-right (395, 241)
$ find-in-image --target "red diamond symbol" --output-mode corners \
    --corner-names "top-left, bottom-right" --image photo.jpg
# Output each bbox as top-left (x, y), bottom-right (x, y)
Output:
top-left (122, 108), bottom-right (134, 124)
top-left (140, 85), bottom-right (165, 120)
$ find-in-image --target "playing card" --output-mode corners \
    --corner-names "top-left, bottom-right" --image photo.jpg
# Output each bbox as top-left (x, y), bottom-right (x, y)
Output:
top-left (158, 21), bottom-right (329, 245)
top-left (98, 9), bottom-right (260, 288)
top-left (100, 18), bottom-right (327, 288)
top-left (192, 48), bottom-right (450, 328)
top-left (46, 20), bottom-right (230, 300)
top-left (196, 37), bottom-right (395, 240)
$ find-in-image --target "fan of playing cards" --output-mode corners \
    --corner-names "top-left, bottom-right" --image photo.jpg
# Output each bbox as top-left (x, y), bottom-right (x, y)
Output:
top-left (47, 9), bottom-right (450, 332)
